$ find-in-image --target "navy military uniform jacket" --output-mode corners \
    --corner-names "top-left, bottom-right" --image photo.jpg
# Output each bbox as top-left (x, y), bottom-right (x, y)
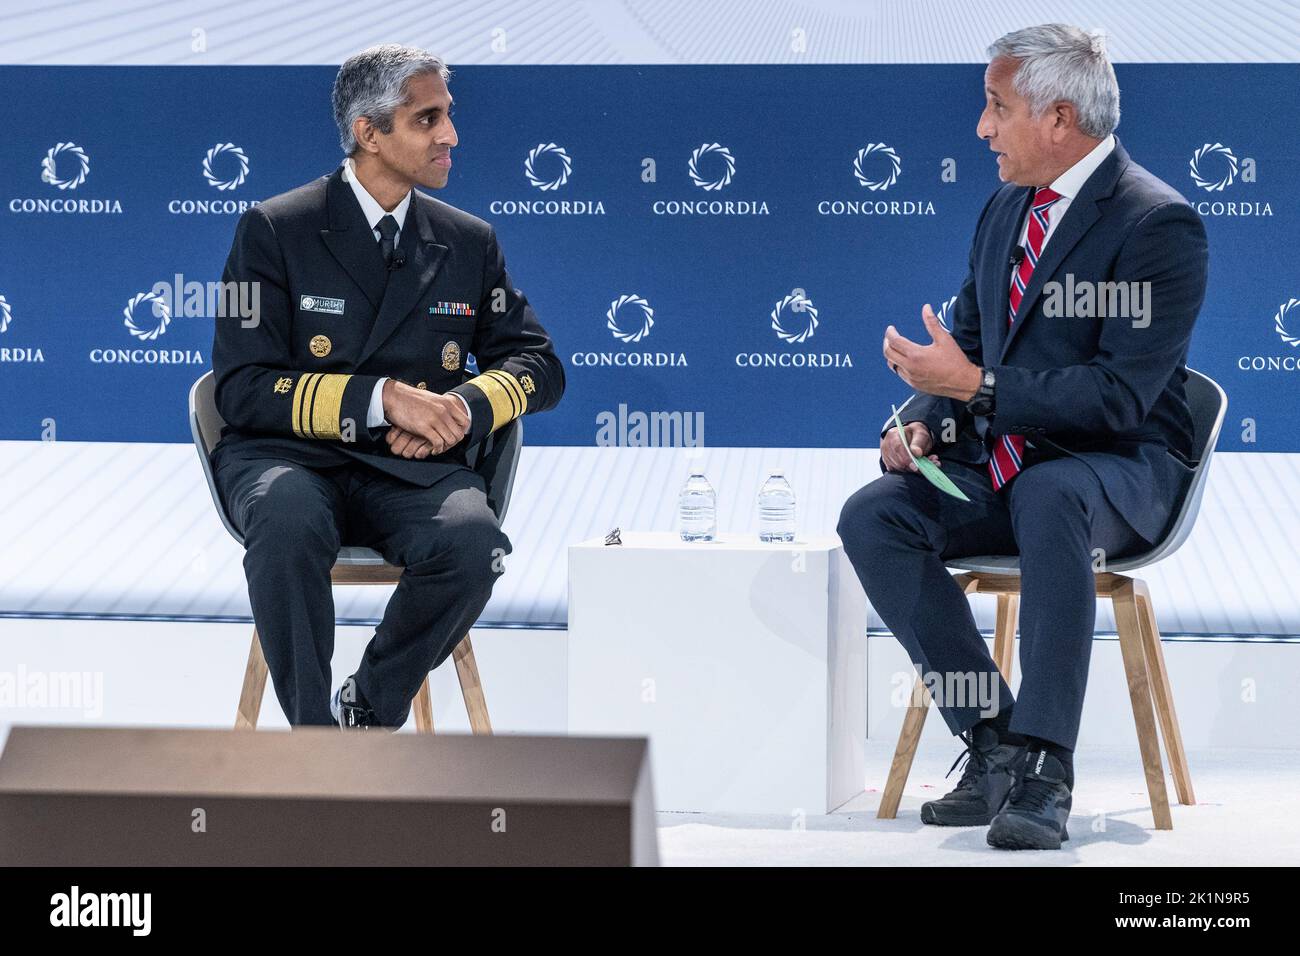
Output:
top-left (899, 138), bottom-right (1207, 544)
top-left (210, 165), bottom-right (564, 485)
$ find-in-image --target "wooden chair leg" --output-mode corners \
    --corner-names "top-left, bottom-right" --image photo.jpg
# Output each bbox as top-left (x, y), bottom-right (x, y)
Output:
top-left (878, 676), bottom-right (929, 818)
top-left (453, 634), bottom-right (493, 735)
top-left (1111, 578), bottom-right (1174, 830)
top-left (235, 626), bottom-right (268, 730)
top-left (879, 580), bottom-right (1016, 820)
top-left (992, 593), bottom-right (1019, 682)
top-left (1133, 580), bottom-right (1195, 806)
top-left (412, 676), bottom-right (435, 734)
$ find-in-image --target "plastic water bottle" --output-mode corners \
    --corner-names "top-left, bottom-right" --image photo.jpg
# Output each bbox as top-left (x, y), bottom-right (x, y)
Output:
top-left (678, 473), bottom-right (717, 542)
top-left (757, 471), bottom-right (796, 542)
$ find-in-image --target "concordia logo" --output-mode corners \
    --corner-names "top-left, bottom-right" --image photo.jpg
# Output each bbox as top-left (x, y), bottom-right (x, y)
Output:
top-left (936, 295), bottom-right (958, 331)
top-left (1238, 296), bottom-right (1300, 372)
top-left (8, 142), bottom-right (123, 214)
top-left (89, 290), bottom-right (204, 366)
top-left (0, 291), bottom-right (45, 363)
top-left (169, 142), bottom-right (260, 215)
top-left (688, 143), bottom-right (735, 191)
top-left (42, 142), bottom-right (89, 189)
top-left (525, 142), bottom-right (571, 190)
top-left (570, 294), bottom-right (687, 367)
top-left (736, 288), bottom-right (854, 368)
top-left (490, 143), bottom-right (605, 216)
top-left (771, 289), bottom-right (819, 343)
top-left (653, 142), bottom-right (769, 217)
top-left (818, 142), bottom-right (936, 217)
top-left (1188, 142), bottom-right (1270, 217)
top-left (853, 143), bottom-right (901, 191)
top-left (203, 142), bottom-right (249, 190)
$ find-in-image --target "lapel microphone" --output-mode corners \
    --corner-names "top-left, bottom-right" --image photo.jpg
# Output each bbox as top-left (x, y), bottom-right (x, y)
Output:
top-left (1009, 245), bottom-right (1026, 268)
top-left (388, 249), bottom-right (406, 272)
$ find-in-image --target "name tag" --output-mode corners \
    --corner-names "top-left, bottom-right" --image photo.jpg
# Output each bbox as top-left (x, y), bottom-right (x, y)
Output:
top-left (429, 301), bottom-right (475, 317)
top-left (300, 295), bottom-right (345, 315)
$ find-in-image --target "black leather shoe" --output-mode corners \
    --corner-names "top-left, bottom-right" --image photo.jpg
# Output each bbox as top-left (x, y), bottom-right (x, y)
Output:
top-left (987, 749), bottom-right (1073, 849)
top-left (920, 723), bottom-right (1025, 826)
top-left (330, 677), bottom-right (380, 730)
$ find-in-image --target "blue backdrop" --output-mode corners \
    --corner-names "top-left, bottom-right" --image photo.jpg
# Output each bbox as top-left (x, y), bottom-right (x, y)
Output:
top-left (1, 64), bottom-right (1294, 449)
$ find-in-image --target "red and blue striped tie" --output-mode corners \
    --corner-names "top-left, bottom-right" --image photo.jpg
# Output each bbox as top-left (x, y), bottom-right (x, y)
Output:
top-left (989, 186), bottom-right (1062, 491)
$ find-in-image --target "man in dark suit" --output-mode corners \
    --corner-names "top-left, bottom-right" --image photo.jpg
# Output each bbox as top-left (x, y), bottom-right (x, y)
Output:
top-left (210, 44), bottom-right (564, 730)
top-left (837, 24), bottom-right (1207, 849)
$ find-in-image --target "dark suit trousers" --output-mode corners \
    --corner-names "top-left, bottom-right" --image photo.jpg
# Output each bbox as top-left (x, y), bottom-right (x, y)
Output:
top-left (213, 455), bottom-right (511, 727)
top-left (836, 451), bottom-right (1146, 750)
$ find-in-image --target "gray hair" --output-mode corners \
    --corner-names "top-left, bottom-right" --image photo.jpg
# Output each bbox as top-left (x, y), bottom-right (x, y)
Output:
top-left (332, 44), bottom-right (450, 155)
top-left (987, 24), bottom-right (1120, 139)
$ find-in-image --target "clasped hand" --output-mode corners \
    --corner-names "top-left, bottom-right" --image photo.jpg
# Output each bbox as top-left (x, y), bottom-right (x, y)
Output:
top-left (382, 379), bottom-right (470, 459)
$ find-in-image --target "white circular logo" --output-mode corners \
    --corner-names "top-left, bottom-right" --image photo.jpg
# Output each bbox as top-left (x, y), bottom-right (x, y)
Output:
top-left (688, 143), bottom-right (735, 191)
top-left (203, 143), bottom-right (249, 191)
top-left (123, 291), bottom-right (172, 341)
top-left (771, 289), bottom-right (819, 344)
top-left (1275, 298), bottom-right (1300, 347)
top-left (853, 143), bottom-right (901, 191)
top-left (606, 294), bottom-right (654, 343)
top-left (936, 295), bottom-right (958, 332)
top-left (524, 143), bottom-right (572, 191)
top-left (302, 296), bottom-right (316, 311)
top-left (0, 294), bottom-right (12, 334)
top-left (40, 142), bottom-right (90, 190)
top-left (1189, 143), bottom-right (1238, 192)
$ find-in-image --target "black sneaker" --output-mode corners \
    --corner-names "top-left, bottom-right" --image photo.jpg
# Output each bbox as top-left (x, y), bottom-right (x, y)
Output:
top-left (920, 722), bottom-right (1025, 826)
top-left (330, 677), bottom-right (380, 730)
top-left (987, 749), bottom-right (1073, 850)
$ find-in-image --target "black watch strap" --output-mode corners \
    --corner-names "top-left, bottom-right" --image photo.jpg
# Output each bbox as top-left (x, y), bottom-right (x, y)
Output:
top-left (967, 367), bottom-right (996, 416)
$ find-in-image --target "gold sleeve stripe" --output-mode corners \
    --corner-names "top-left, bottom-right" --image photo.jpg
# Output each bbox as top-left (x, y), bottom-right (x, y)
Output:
top-left (464, 370), bottom-right (528, 431)
top-left (303, 373), bottom-right (324, 436)
top-left (310, 373), bottom-right (350, 440)
top-left (484, 369), bottom-right (527, 417)
top-left (291, 372), bottom-right (350, 439)
top-left (291, 373), bottom-right (318, 438)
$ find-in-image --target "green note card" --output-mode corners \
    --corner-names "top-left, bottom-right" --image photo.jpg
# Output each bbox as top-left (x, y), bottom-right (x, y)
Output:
top-left (890, 406), bottom-right (971, 502)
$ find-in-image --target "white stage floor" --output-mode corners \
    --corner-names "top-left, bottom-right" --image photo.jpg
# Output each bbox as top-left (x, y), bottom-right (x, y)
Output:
top-left (1, 618), bottom-right (1294, 867)
top-left (658, 743), bottom-right (1297, 866)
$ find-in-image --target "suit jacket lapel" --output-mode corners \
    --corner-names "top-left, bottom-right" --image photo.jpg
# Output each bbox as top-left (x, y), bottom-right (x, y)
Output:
top-left (357, 198), bottom-right (449, 366)
top-left (998, 138), bottom-right (1129, 362)
top-left (320, 167), bottom-right (388, 313)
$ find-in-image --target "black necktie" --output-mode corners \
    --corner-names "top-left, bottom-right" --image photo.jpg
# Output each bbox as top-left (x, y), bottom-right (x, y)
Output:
top-left (376, 214), bottom-right (399, 268)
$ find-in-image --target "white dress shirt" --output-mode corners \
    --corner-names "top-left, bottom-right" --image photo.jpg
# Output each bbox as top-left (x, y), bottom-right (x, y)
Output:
top-left (340, 157), bottom-right (471, 432)
top-left (1017, 133), bottom-right (1115, 252)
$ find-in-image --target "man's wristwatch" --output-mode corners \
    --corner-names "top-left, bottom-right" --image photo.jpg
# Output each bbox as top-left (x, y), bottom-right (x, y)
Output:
top-left (966, 366), bottom-right (996, 416)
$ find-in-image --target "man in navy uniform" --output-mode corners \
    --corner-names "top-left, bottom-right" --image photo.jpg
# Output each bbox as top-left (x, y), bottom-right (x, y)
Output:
top-left (210, 44), bottom-right (563, 729)
top-left (837, 25), bottom-right (1207, 848)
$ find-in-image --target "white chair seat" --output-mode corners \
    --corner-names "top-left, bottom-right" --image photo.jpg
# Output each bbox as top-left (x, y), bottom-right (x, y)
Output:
top-left (335, 546), bottom-right (390, 567)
